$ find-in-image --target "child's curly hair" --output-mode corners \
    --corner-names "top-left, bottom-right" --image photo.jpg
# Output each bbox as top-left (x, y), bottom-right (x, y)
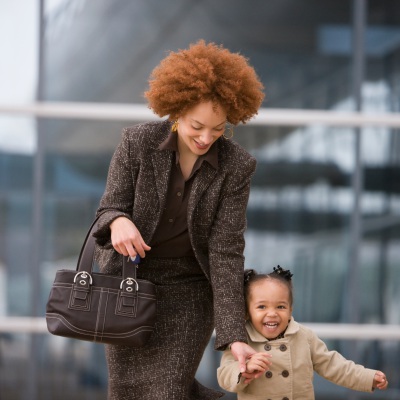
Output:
top-left (144, 40), bottom-right (265, 125)
top-left (244, 267), bottom-right (294, 310)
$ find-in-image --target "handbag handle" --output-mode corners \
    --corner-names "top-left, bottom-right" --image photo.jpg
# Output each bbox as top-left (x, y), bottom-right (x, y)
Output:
top-left (76, 214), bottom-right (139, 280)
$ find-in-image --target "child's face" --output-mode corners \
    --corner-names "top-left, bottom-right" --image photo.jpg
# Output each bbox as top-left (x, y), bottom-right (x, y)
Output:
top-left (247, 279), bottom-right (292, 339)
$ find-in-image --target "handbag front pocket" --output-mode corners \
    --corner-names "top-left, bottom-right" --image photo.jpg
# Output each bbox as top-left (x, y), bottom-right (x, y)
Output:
top-left (46, 270), bottom-right (156, 346)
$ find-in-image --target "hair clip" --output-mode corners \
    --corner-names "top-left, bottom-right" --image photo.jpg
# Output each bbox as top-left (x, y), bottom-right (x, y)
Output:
top-left (244, 269), bottom-right (256, 284)
top-left (273, 265), bottom-right (293, 281)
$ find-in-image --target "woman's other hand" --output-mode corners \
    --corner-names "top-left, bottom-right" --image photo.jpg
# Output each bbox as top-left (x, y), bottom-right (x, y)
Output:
top-left (110, 217), bottom-right (151, 258)
top-left (230, 342), bottom-right (271, 383)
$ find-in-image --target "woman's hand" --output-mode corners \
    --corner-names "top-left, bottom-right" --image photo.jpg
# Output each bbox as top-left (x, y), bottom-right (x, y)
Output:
top-left (110, 217), bottom-right (151, 258)
top-left (230, 342), bottom-right (272, 383)
top-left (373, 371), bottom-right (388, 390)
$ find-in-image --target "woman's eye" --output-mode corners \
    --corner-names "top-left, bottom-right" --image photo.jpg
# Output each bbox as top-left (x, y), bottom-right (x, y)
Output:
top-left (191, 126), bottom-right (202, 130)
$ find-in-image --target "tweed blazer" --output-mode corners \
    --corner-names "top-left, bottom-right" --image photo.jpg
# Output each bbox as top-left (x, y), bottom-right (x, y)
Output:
top-left (217, 319), bottom-right (377, 399)
top-left (93, 120), bottom-right (257, 349)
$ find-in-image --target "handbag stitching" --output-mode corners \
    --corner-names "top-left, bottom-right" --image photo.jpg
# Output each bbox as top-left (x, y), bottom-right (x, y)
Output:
top-left (100, 288), bottom-right (110, 342)
top-left (46, 313), bottom-right (155, 338)
top-left (55, 282), bottom-right (156, 300)
top-left (94, 289), bottom-right (104, 342)
top-left (69, 284), bottom-right (91, 311)
top-left (116, 284), bottom-right (139, 317)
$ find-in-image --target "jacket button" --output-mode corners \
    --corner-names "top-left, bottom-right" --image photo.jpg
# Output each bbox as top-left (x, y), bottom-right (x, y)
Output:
top-left (264, 344), bottom-right (271, 351)
top-left (279, 344), bottom-right (287, 352)
top-left (282, 370), bottom-right (289, 378)
top-left (265, 371), bottom-right (273, 378)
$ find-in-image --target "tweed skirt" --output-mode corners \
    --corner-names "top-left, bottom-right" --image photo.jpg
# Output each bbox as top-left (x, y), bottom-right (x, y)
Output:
top-left (105, 256), bottom-right (224, 400)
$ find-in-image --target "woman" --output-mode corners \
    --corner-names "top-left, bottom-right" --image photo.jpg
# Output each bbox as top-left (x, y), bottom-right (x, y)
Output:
top-left (93, 40), bottom-right (265, 399)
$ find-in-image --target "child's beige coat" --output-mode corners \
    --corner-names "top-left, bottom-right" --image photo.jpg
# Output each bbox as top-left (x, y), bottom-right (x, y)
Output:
top-left (217, 319), bottom-right (376, 400)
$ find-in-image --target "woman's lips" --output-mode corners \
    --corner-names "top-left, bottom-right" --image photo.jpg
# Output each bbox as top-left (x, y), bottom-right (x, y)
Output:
top-left (194, 140), bottom-right (210, 150)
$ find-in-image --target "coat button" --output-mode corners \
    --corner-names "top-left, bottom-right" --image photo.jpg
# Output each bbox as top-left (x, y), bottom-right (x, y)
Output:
top-left (282, 370), bottom-right (289, 378)
top-left (265, 371), bottom-right (273, 378)
top-left (279, 344), bottom-right (287, 352)
top-left (264, 344), bottom-right (271, 351)
top-left (282, 397), bottom-right (289, 400)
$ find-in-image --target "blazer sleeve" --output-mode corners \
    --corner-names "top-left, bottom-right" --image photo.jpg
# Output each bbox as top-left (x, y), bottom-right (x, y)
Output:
top-left (93, 128), bottom-right (138, 247)
top-left (208, 152), bottom-right (257, 350)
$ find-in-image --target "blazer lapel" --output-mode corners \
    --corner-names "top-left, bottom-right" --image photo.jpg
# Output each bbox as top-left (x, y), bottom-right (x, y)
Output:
top-left (151, 149), bottom-right (173, 214)
top-left (188, 163), bottom-right (217, 222)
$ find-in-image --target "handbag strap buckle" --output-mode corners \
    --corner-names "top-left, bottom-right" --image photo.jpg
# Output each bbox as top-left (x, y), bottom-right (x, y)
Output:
top-left (73, 271), bottom-right (93, 286)
top-left (120, 277), bottom-right (139, 292)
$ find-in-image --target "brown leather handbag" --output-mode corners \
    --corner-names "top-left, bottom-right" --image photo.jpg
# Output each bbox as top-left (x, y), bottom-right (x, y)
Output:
top-left (45, 216), bottom-right (156, 346)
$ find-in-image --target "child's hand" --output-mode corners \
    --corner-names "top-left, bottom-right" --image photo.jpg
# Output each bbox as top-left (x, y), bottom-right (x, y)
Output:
top-left (373, 371), bottom-right (388, 390)
top-left (245, 352), bottom-right (272, 374)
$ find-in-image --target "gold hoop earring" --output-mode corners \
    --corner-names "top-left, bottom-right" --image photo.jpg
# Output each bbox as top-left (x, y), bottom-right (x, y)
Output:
top-left (171, 120), bottom-right (179, 132)
top-left (223, 125), bottom-right (234, 139)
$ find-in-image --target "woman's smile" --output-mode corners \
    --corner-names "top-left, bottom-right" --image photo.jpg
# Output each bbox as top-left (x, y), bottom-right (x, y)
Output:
top-left (193, 139), bottom-right (210, 150)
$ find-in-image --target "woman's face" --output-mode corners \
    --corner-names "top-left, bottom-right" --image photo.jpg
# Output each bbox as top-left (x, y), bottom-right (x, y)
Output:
top-left (176, 101), bottom-right (227, 157)
top-left (247, 279), bottom-right (292, 339)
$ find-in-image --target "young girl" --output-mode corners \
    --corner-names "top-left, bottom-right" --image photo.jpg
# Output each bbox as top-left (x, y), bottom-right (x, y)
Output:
top-left (217, 267), bottom-right (389, 400)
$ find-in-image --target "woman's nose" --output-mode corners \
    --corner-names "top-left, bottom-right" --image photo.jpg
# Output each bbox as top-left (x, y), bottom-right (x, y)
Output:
top-left (199, 130), bottom-right (213, 144)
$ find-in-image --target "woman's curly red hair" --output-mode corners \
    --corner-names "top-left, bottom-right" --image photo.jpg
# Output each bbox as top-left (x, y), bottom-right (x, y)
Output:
top-left (144, 40), bottom-right (265, 125)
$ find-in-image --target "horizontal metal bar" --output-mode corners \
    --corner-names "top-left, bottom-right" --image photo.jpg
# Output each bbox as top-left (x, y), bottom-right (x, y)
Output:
top-left (0, 317), bottom-right (399, 340)
top-left (0, 317), bottom-right (48, 334)
top-left (304, 323), bottom-right (400, 340)
top-left (1, 102), bottom-right (400, 127)
top-left (0, 102), bottom-right (158, 121)
top-left (255, 108), bottom-right (400, 128)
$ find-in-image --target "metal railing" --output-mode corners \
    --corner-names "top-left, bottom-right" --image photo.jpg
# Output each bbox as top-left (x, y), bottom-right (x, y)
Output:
top-left (2, 101), bottom-right (400, 127)
top-left (1, 317), bottom-right (400, 340)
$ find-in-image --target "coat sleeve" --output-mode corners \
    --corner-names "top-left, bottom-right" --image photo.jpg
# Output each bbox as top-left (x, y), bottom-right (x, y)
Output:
top-left (310, 331), bottom-right (376, 392)
top-left (217, 349), bottom-right (248, 393)
top-left (93, 127), bottom-right (138, 247)
top-left (208, 153), bottom-right (257, 350)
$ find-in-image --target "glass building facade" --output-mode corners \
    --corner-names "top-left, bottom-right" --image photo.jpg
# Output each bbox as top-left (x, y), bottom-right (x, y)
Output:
top-left (0, 1), bottom-right (399, 399)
